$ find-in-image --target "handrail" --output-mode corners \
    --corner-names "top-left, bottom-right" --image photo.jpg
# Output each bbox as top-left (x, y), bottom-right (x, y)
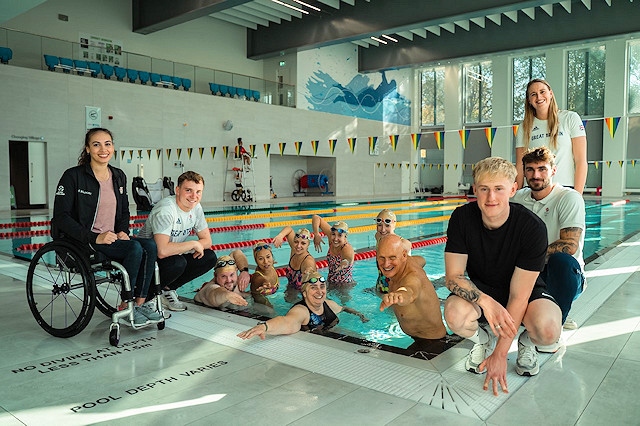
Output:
top-left (0, 26), bottom-right (296, 107)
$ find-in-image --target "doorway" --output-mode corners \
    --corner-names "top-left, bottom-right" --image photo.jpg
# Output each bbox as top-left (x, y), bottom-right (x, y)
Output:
top-left (9, 140), bottom-right (48, 209)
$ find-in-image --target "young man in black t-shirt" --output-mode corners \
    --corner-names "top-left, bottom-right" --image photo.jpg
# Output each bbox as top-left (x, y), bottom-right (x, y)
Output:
top-left (444, 157), bottom-right (562, 396)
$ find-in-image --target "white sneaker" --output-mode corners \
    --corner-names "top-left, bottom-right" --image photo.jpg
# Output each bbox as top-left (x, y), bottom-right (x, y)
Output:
top-left (161, 290), bottom-right (187, 311)
top-left (563, 317), bottom-right (578, 330)
top-left (465, 327), bottom-right (495, 374)
top-left (516, 333), bottom-right (539, 376)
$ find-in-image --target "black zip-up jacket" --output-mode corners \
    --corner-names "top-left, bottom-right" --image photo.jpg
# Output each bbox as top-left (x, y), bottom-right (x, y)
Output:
top-left (51, 163), bottom-right (130, 245)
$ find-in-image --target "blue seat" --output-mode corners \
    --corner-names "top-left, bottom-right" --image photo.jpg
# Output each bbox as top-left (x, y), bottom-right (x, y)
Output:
top-left (138, 71), bottom-right (150, 84)
top-left (236, 88), bottom-right (245, 99)
top-left (209, 83), bottom-right (219, 95)
top-left (182, 78), bottom-right (192, 91)
top-left (73, 60), bottom-right (89, 75)
top-left (44, 54), bottom-right (59, 71)
top-left (150, 73), bottom-right (161, 86)
top-left (228, 86), bottom-right (237, 98)
top-left (219, 84), bottom-right (229, 97)
top-left (0, 47), bottom-right (13, 64)
top-left (88, 62), bottom-right (101, 77)
top-left (171, 76), bottom-right (182, 90)
top-left (126, 68), bottom-right (138, 83)
top-left (114, 66), bottom-right (126, 81)
top-left (252, 90), bottom-right (261, 102)
top-left (59, 57), bottom-right (74, 73)
top-left (101, 63), bottom-right (114, 79)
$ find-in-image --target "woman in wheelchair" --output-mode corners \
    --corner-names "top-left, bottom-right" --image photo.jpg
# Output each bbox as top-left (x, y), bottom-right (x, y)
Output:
top-left (51, 128), bottom-right (161, 327)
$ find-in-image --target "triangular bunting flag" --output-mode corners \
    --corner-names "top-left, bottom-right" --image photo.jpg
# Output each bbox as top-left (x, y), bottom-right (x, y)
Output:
top-left (434, 131), bottom-right (444, 150)
top-left (329, 139), bottom-right (337, 155)
top-left (512, 124), bottom-right (519, 137)
top-left (263, 144), bottom-right (271, 157)
top-left (632, 160), bottom-right (637, 167)
top-left (459, 129), bottom-right (470, 149)
top-left (411, 133), bottom-right (422, 150)
top-left (389, 134), bottom-right (399, 151)
top-left (210, 147), bottom-right (216, 159)
top-left (113, 151), bottom-right (117, 159)
top-left (120, 150), bottom-right (125, 159)
top-left (156, 149), bottom-right (161, 159)
top-left (311, 140), bottom-right (319, 155)
top-left (147, 149), bottom-right (152, 160)
top-left (348, 137), bottom-right (357, 153)
top-left (295, 141), bottom-right (302, 155)
top-left (605, 117), bottom-right (621, 139)
top-left (485, 127), bottom-right (497, 148)
top-left (187, 148), bottom-right (192, 159)
top-left (619, 160), bottom-right (624, 167)
top-left (199, 147), bottom-right (204, 159)
top-left (250, 145), bottom-right (256, 158)
top-left (137, 149), bottom-right (142, 159)
top-left (594, 161), bottom-right (599, 169)
top-left (176, 148), bottom-right (182, 160)
top-left (606, 161), bottom-right (611, 168)
top-left (222, 146), bottom-right (229, 158)
top-left (166, 149), bottom-right (171, 159)
top-left (368, 136), bottom-right (378, 154)
top-left (279, 142), bottom-right (286, 155)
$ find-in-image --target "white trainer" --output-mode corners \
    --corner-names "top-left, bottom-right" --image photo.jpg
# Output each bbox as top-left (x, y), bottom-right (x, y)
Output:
top-left (161, 289), bottom-right (187, 311)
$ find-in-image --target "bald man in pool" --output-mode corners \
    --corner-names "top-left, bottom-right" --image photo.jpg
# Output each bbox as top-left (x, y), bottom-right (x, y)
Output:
top-left (378, 234), bottom-right (448, 349)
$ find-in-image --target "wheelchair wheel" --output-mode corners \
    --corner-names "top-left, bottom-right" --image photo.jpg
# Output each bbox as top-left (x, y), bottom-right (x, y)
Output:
top-left (94, 268), bottom-right (124, 317)
top-left (242, 189), bottom-right (252, 202)
top-left (231, 189), bottom-right (240, 201)
top-left (26, 241), bottom-right (96, 338)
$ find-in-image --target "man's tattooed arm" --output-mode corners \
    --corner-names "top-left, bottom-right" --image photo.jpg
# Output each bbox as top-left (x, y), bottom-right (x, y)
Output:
top-left (548, 227), bottom-right (582, 256)
top-left (446, 274), bottom-right (482, 303)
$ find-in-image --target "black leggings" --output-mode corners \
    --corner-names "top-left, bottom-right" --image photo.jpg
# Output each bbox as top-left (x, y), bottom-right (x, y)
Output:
top-left (157, 249), bottom-right (217, 290)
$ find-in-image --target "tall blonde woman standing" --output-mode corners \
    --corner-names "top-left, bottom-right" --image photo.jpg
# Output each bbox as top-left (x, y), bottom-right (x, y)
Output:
top-left (515, 78), bottom-right (588, 194)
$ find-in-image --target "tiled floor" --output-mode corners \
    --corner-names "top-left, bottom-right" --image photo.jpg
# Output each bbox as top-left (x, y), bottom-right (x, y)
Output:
top-left (1, 203), bottom-right (639, 425)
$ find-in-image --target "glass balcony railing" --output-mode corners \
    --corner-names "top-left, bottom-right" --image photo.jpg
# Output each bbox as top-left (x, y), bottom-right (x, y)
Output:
top-left (0, 27), bottom-right (296, 107)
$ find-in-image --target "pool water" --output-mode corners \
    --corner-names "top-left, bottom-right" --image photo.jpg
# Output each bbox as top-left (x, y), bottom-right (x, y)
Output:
top-left (179, 199), bottom-right (640, 351)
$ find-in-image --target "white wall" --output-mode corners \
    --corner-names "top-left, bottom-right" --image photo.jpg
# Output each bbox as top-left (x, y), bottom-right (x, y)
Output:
top-left (0, 65), bottom-right (417, 211)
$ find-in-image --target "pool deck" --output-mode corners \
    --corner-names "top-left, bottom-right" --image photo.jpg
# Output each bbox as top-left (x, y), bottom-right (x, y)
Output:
top-left (1, 195), bottom-right (640, 425)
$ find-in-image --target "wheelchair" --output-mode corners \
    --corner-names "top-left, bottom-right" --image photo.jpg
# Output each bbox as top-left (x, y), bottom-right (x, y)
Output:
top-left (26, 239), bottom-right (165, 346)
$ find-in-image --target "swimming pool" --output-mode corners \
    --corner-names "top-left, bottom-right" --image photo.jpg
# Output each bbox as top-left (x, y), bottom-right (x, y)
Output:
top-left (2, 197), bottom-right (637, 353)
top-left (177, 198), bottom-right (640, 353)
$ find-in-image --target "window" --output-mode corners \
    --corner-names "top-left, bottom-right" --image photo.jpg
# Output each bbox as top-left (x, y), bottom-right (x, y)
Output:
top-left (512, 55), bottom-right (546, 122)
top-left (567, 46), bottom-right (605, 117)
top-left (420, 67), bottom-right (445, 127)
top-left (629, 42), bottom-right (640, 114)
top-left (464, 61), bottom-right (492, 124)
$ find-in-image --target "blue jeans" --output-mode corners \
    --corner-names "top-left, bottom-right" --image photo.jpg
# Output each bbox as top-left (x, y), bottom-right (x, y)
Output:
top-left (541, 252), bottom-right (585, 323)
top-left (93, 237), bottom-right (157, 299)
top-left (157, 249), bottom-right (217, 291)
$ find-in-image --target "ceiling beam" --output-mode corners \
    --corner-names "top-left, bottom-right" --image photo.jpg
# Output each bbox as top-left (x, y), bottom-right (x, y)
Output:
top-left (358, 0), bottom-right (640, 72)
top-left (133, 0), bottom-right (252, 34)
top-left (247, 0), bottom-right (558, 59)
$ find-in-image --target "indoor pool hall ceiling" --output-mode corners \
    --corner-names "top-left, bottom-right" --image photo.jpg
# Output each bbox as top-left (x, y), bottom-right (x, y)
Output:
top-left (131, 0), bottom-right (640, 71)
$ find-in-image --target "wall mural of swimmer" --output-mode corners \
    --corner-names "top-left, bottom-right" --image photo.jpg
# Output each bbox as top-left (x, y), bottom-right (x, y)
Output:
top-left (305, 70), bottom-right (411, 126)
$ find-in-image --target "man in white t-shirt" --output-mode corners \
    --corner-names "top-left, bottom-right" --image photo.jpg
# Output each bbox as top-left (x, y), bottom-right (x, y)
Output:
top-left (511, 146), bottom-right (586, 331)
top-left (138, 171), bottom-right (216, 311)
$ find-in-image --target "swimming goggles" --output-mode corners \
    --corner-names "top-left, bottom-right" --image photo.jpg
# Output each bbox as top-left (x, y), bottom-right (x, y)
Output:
top-left (294, 233), bottom-right (311, 240)
top-left (376, 218), bottom-right (394, 224)
top-left (253, 244), bottom-right (271, 252)
top-left (302, 276), bottom-right (326, 284)
top-left (214, 259), bottom-right (236, 269)
top-left (330, 227), bottom-right (347, 235)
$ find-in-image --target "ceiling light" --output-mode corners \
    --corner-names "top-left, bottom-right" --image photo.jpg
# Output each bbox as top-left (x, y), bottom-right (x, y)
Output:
top-left (370, 36), bottom-right (387, 44)
top-left (272, 0), bottom-right (308, 14)
top-left (381, 34), bottom-right (398, 42)
top-left (292, 0), bottom-right (321, 12)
